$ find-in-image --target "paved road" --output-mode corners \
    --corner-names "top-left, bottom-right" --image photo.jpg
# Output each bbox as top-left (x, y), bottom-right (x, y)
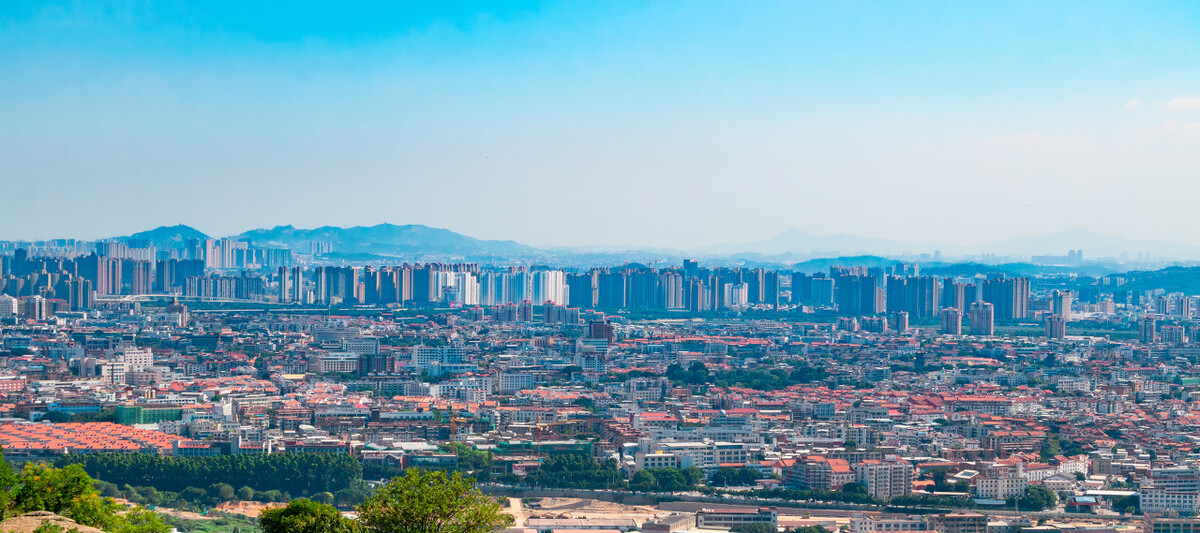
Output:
top-left (483, 484), bottom-right (1144, 523)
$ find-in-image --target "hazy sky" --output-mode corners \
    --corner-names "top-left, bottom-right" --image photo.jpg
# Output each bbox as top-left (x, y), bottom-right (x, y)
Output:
top-left (2, 2), bottom-right (1199, 248)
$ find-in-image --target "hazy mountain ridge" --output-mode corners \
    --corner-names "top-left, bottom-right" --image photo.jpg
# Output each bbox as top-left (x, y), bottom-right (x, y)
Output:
top-left (694, 229), bottom-right (935, 257)
top-left (117, 224), bottom-right (210, 249)
top-left (231, 223), bottom-right (539, 257)
top-left (698, 227), bottom-right (1200, 260)
top-left (94, 224), bottom-right (1200, 264)
top-left (978, 228), bottom-right (1200, 257)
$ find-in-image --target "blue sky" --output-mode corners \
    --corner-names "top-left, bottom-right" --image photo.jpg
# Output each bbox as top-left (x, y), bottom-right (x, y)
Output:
top-left (2, 1), bottom-right (1199, 248)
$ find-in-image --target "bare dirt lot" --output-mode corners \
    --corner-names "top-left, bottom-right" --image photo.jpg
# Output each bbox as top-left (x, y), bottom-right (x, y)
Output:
top-left (519, 497), bottom-right (675, 525)
top-left (214, 500), bottom-right (287, 517)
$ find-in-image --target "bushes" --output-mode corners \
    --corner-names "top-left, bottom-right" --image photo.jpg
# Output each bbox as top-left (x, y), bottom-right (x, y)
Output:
top-left (99, 480), bottom-right (327, 512)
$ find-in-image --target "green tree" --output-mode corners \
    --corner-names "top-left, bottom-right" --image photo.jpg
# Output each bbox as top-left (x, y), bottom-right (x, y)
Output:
top-left (109, 507), bottom-right (170, 533)
top-left (630, 470), bottom-right (658, 492)
top-left (1114, 494), bottom-right (1139, 515)
top-left (31, 524), bottom-right (76, 533)
top-left (212, 482), bottom-right (237, 501)
top-left (683, 362), bottom-right (710, 385)
top-left (54, 451), bottom-right (362, 497)
top-left (842, 482), bottom-right (867, 495)
top-left (11, 463), bottom-right (96, 516)
top-left (709, 467), bottom-right (763, 487)
top-left (179, 487), bottom-right (210, 504)
top-left (237, 486), bottom-right (256, 501)
top-left (522, 454), bottom-right (625, 490)
top-left (931, 471), bottom-right (947, 488)
top-left (647, 468), bottom-right (687, 492)
top-left (0, 449), bottom-right (16, 509)
top-left (357, 469), bottom-right (513, 533)
top-left (335, 485), bottom-right (373, 508)
top-left (9, 462), bottom-right (168, 533)
top-left (1039, 436), bottom-right (1061, 462)
top-left (665, 363), bottom-right (685, 381)
top-left (260, 498), bottom-right (360, 533)
top-left (1017, 485), bottom-right (1058, 511)
top-left (730, 523), bottom-right (777, 533)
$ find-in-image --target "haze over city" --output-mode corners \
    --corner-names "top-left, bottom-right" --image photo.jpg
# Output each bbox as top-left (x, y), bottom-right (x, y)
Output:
top-left (3, 2), bottom-right (1200, 248)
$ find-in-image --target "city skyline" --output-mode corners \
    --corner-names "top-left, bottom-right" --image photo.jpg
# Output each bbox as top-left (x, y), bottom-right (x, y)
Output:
top-left (2, 222), bottom-right (1198, 263)
top-left (9, 4), bottom-right (1200, 531)
top-left (3, 2), bottom-right (1200, 247)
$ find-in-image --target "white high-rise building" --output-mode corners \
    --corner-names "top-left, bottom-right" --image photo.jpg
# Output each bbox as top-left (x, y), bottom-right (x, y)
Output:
top-left (507, 270), bottom-right (533, 303)
top-left (479, 272), bottom-right (509, 306)
top-left (855, 460), bottom-right (913, 502)
top-left (970, 302), bottom-right (994, 336)
top-left (723, 283), bottom-right (749, 308)
top-left (435, 272), bottom-right (480, 306)
top-left (532, 270), bottom-right (568, 304)
top-left (0, 295), bottom-right (18, 318)
top-left (455, 272), bottom-right (480, 306)
top-left (1052, 290), bottom-right (1074, 320)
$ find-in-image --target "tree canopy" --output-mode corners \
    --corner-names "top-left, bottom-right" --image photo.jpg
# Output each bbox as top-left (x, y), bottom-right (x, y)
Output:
top-left (0, 457), bottom-right (168, 533)
top-left (260, 498), bottom-right (361, 533)
top-left (522, 454), bottom-right (625, 490)
top-left (357, 468), bottom-right (513, 533)
top-left (55, 452), bottom-right (361, 496)
top-left (709, 467), bottom-right (764, 487)
top-left (730, 523), bottom-right (778, 533)
top-left (1015, 485), bottom-right (1058, 512)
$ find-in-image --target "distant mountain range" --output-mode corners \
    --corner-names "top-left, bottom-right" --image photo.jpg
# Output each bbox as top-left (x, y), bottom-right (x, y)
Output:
top-left (105, 224), bottom-right (1200, 263)
top-left (698, 228), bottom-right (1200, 260)
top-left (119, 224), bottom-right (210, 249)
top-left (232, 224), bottom-right (537, 258)
top-left (116, 223), bottom-right (539, 260)
top-left (975, 228), bottom-right (1200, 258)
top-left (696, 229), bottom-right (935, 257)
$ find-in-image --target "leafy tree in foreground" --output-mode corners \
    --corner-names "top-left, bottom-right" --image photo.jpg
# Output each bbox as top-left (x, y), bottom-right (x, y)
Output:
top-left (5, 461), bottom-right (168, 533)
top-left (11, 463), bottom-right (98, 516)
top-left (357, 468), bottom-right (513, 533)
top-left (260, 498), bottom-right (361, 533)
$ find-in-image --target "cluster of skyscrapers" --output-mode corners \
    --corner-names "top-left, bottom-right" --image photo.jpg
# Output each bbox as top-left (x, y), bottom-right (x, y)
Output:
top-left (1, 241), bottom-right (1046, 335)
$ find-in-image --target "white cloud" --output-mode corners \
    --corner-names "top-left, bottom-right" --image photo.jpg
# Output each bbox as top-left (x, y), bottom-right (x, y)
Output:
top-left (1124, 98), bottom-right (1140, 109)
top-left (1165, 94), bottom-right (1200, 111)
